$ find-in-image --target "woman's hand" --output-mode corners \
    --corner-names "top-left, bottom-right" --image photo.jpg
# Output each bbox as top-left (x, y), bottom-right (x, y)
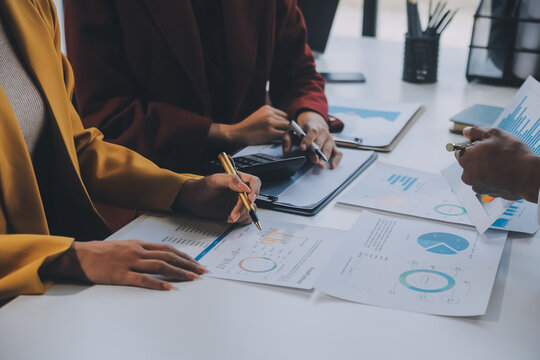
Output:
top-left (174, 172), bottom-right (261, 224)
top-left (209, 105), bottom-right (290, 146)
top-left (282, 111), bottom-right (342, 169)
top-left (40, 240), bottom-right (207, 290)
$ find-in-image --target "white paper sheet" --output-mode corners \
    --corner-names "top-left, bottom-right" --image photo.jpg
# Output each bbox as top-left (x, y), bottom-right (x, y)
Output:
top-left (317, 212), bottom-right (507, 316)
top-left (276, 149), bottom-right (374, 207)
top-left (328, 97), bottom-right (422, 147)
top-left (340, 162), bottom-right (538, 234)
top-left (196, 220), bottom-right (343, 289)
top-left (112, 214), bottom-right (230, 258)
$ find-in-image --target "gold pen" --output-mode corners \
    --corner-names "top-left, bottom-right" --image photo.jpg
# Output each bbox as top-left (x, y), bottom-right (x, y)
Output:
top-left (218, 152), bottom-right (262, 231)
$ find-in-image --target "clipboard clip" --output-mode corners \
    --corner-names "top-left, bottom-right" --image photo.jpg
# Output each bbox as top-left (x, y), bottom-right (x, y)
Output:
top-left (257, 193), bottom-right (278, 203)
top-left (337, 134), bottom-right (364, 145)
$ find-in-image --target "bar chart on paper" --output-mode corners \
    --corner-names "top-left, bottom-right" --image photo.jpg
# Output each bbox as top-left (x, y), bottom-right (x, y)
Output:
top-left (387, 174), bottom-right (418, 192)
top-left (495, 76), bottom-right (540, 154)
top-left (340, 163), bottom-right (539, 234)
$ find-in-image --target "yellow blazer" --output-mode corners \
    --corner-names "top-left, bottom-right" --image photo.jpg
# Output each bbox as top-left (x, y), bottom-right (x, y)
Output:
top-left (0, 0), bottom-right (199, 300)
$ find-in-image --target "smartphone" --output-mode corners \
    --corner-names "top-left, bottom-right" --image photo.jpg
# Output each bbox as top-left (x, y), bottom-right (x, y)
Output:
top-left (320, 72), bottom-right (366, 83)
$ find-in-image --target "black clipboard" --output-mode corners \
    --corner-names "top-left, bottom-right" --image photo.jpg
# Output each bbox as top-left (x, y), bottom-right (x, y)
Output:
top-left (255, 152), bottom-right (378, 216)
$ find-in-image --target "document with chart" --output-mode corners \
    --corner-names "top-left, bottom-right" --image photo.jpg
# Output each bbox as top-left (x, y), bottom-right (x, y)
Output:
top-left (109, 213), bottom-right (231, 258)
top-left (493, 76), bottom-right (540, 154)
top-left (340, 162), bottom-right (538, 234)
top-left (317, 212), bottom-right (507, 316)
top-left (328, 96), bottom-right (423, 150)
top-left (196, 220), bottom-right (343, 289)
top-left (442, 76), bottom-right (540, 233)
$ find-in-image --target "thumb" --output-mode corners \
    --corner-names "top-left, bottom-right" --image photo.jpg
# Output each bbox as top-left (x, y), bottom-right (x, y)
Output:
top-left (227, 174), bottom-right (251, 193)
top-left (463, 126), bottom-right (489, 141)
top-left (282, 132), bottom-right (292, 154)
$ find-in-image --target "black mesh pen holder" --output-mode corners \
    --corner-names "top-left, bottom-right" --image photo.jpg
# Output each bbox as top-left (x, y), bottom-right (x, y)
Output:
top-left (403, 34), bottom-right (440, 84)
top-left (467, 0), bottom-right (540, 86)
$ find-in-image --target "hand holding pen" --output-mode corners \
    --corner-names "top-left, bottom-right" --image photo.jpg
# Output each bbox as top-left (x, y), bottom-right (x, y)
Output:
top-left (218, 153), bottom-right (262, 230)
top-left (284, 112), bottom-right (342, 169)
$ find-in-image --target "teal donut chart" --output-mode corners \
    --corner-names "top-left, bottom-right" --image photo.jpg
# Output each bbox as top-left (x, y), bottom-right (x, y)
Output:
top-left (399, 269), bottom-right (455, 293)
top-left (434, 204), bottom-right (467, 216)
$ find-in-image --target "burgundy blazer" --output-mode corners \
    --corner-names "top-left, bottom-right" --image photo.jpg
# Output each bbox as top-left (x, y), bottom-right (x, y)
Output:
top-left (64, 0), bottom-right (328, 172)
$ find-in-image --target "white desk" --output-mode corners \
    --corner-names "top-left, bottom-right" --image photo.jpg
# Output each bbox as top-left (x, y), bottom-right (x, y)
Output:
top-left (1, 37), bottom-right (539, 360)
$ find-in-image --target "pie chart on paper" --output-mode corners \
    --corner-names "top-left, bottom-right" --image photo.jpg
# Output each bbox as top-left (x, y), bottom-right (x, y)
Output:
top-left (417, 232), bottom-right (469, 255)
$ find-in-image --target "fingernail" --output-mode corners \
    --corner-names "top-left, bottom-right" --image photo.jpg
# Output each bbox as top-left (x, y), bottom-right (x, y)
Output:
top-left (301, 144), bottom-right (306, 150)
top-left (187, 272), bottom-right (199, 280)
top-left (163, 282), bottom-right (173, 290)
top-left (241, 184), bottom-right (251, 192)
top-left (197, 266), bottom-right (208, 274)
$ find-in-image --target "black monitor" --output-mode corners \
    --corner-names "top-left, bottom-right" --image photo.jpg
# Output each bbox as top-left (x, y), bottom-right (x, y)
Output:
top-left (298, 0), bottom-right (340, 55)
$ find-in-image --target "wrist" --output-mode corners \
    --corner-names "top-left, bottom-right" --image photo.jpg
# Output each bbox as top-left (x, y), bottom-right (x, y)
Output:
top-left (173, 179), bottom-right (198, 213)
top-left (522, 155), bottom-right (540, 203)
top-left (39, 242), bottom-right (88, 282)
top-left (297, 110), bottom-right (328, 129)
top-left (208, 123), bottom-right (238, 145)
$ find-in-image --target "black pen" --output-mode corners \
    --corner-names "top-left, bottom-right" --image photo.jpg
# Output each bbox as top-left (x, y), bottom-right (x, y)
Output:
top-left (289, 120), bottom-right (328, 162)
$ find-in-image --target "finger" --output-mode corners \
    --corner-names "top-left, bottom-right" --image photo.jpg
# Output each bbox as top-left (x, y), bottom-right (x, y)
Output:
top-left (271, 117), bottom-right (292, 131)
top-left (300, 128), bottom-right (319, 151)
top-left (140, 242), bottom-right (197, 263)
top-left (270, 129), bottom-right (287, 139)
top-left (238, 172), bottom-right (261, 198)
top-left (330, 147), bottom-right (343, 169)
top-left (282, 132), bottom-right (292, 154)
top-left (237, 210), bottom-right (252, 225)
top-left (322, 138), bottom-right (334, 161)
top-left (307, 151), bottom-right (319, 165)
top-left (270, 107), bottom-right (289, 118)
top-left (227, 174), bottom-right (252, 193)
top-left (227, 200), bottom-right (244, 223)
top-left (143, 250), bottom-right (206, 274)
top-left (463, 126), bottom-right (490, 141)
top-left (134, 260), bottom-right (199, 281)
top-left (123, 272), bottom-right (173, 290)
top-left (472, 185), bottom-right (488, 194)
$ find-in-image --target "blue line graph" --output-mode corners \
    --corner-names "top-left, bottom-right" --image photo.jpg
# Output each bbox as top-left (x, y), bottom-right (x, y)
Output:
top-left (497, 96), bottom-right (540, 154)
top-left (386, 174), bottom-right (418, 191)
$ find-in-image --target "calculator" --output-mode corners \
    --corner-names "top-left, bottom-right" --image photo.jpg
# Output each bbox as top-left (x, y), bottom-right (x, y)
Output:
top-left (204, 153), bottom-right (307, 180)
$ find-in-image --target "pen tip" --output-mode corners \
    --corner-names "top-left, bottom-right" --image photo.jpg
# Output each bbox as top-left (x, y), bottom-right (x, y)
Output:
top-left (255, 221), bottom-right (262, 231)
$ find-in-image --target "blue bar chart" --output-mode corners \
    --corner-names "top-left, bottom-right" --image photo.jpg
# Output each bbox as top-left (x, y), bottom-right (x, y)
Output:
top-left (495, 77), bottom-right (540, 154)
top-left (387, 174), bottom-right (418, 191)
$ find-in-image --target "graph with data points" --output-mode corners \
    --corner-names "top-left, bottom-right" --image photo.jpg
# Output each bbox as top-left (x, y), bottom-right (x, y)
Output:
top-left (259, 229), bottom-right (303, 246)
top-left (494, 77), bottom-right (540, 154)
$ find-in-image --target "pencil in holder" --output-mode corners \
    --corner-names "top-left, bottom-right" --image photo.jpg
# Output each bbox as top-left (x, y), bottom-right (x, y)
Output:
top-left (402, 34), bottom-right (440, 83)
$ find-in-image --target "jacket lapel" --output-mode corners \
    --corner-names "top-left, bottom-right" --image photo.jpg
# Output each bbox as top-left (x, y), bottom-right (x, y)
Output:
top-left (222, 0), bottom-right (263, 117)
top-left (141, 0), bottom-right (210, 109)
